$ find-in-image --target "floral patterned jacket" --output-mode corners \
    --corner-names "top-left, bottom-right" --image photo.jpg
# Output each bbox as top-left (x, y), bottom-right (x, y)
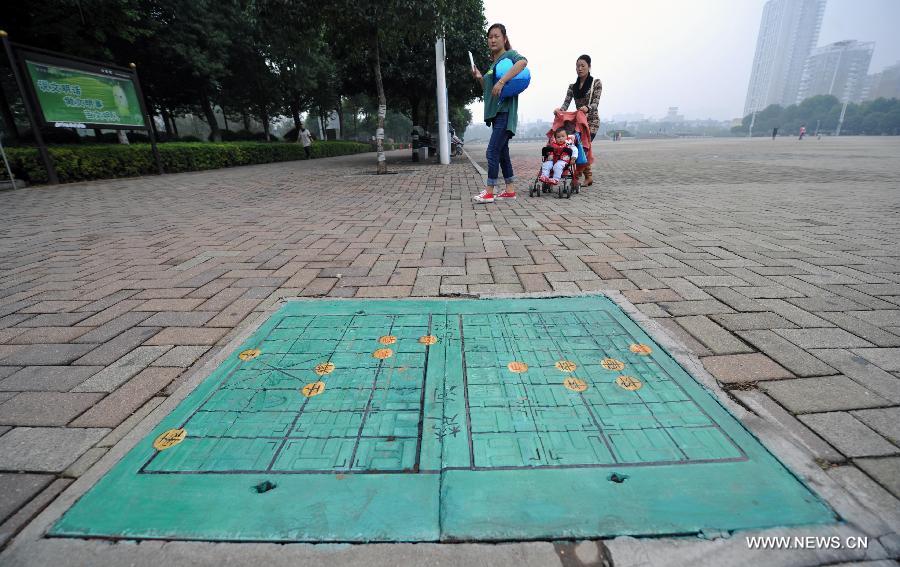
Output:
top-left (561, 78), bottom-right (602, 135)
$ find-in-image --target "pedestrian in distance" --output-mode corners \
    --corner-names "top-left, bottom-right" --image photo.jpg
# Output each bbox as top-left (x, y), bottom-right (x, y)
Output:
top-left (798, 125), bottom-right (806, 140)
top-left (772, 127), bottom-right (778, 140)
top-left (471, 23), bottom-right (528, 203)
top-left (296, 122), bottom-right (314, 159)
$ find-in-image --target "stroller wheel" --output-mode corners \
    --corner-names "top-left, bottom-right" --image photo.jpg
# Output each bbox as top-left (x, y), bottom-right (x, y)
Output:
top-left (530, 179), bottom-right (539, 197)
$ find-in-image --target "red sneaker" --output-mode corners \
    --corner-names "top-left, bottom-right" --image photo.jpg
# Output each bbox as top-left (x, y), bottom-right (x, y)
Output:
top-left (472, 189), bottom-right (495, 203)
top-left (497, 191), bottom-right (516, 199)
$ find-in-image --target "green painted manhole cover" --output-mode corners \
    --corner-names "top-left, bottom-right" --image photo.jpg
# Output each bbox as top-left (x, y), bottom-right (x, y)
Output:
top-left (52, 297), bottom-right (833, 542)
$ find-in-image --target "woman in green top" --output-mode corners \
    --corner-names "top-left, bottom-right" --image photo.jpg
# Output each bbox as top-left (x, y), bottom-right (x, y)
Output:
top-left (471, 23), bottom-right (528, 203)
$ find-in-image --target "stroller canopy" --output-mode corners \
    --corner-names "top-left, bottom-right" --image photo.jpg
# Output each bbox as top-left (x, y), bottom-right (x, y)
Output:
top-left (547, 111), bottom-right (593, 165)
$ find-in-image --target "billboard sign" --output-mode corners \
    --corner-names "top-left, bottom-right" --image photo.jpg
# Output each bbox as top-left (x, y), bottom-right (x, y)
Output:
top-left (19, 50), bottom-right (146, 129)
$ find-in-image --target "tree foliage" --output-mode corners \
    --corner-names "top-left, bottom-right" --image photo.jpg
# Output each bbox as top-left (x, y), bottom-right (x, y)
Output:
top-left (734, 95), bottom-right (900, 136)
top-left (0, 0), bottom-right (487, 149)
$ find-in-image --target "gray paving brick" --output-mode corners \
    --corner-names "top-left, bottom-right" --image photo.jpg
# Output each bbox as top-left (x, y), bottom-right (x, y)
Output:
top-left (0, 473), bottom-right (53, 524)
top-left (72, 346), bottom-right (171, 392)
top-left (659, 277), bottom-right (711, 300)
top-left (827, 465), bottom-right (900, 527)
top-left (0, 477), bottom-right (71, 547)
top-left (851, 347), bottom-right (900, 372)
top-left (134, 298), bottom-right (205, 312)
top-left (74, 289), bottom-right (140, 313)
top-left (774, 327), bottom-right (874, 349)
top-left (636, 303), bottom-right (670, 318)
top-left (846, 310), bottom-right (900, 327)
top-left (6, 327), bottom-right (92, 344)
top-left (817, 311), bottom-right (900, 347)
top-left (710, 312), bottom-right (797, 331)
top-left (731, 285), bottom-right (803, 299)
top-left (786, 296), bottom-right (867, 312)
top-left (651, 318), bottom-right (712, 357)
top-left (0, 427), bottom-right (109, 472)
top-left (809, 349), bottom-right (900, 404)
top-left (0, 366), bottom-right (22, 380)
top-left (73, 311), bottom-right (153, 344)
top-left (139, 311), bottom-right (217, 327)
top-left (761, 375), bottom-right (890, 413)
top-left (854, 456), bottom-right (900, 499)
top-left (70, 367), bottom-right (181, 428)
top-left (0, 344), bottom-right (97, 366)
top-left (703, 287), bottom-right (769, 312)
top-left (150, 346), bottom-right (211, 368)
top-left (756, 299), bottom-right (835, 327)
top-left (823, 284), bottom-right (897, 310)
top-left (73, 326), bottom-right (161, 366)
top-left (13, 313), bottom-right (91, 327)
top-left (799, 412), bottom-right (898, 458)
top-left (205, 300), bottom-right (263, 327)
top-left (701, 353), bottom-right (793, 383)
top-left (0, 366), bottom-right (103, 392)
top-left (98, 396), bottom-right (165, 448)
top-left (62, 446), bottom-right (108, 478)
top-left (658, 300), bottom-right (734, 317)
top-left (0, 392), bottom-right (103, 426)
top-left (737, 330), bottom-right (836, 376)
top-left (621, 289), bottom-right (682, 304)
top-left (851, 407), bottom-right (900, 445)
top-left (675, 316), bottom-right (752, 354)
top-left (684, 275), bottom-right (749, 287)
top-left (75, 299), bottom-right (144, 327)
top-left (733, 390), bottom-right (842, 462)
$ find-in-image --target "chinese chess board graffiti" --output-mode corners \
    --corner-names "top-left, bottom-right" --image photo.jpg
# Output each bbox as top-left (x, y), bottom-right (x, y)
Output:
top-left (52, 297), bottom-right (833, 542)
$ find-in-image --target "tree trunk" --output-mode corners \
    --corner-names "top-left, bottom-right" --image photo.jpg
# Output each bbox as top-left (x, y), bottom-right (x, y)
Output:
top-left (290, 99), bottom-right (301, 130)
top-left (0, 84), bottom-right (20, 142)
top-left (241, 109), bottom-right (250, 131)
top-left (223, 112), bottom-right (229, 132)
top-left (117, 130), bottom-right (129, 144)
top-left (373, 39), bottom-right (387, 174)
top-left (200, 95), bottom-right (221, 141)
top-left (259, 105), bottom-right (270, 141)
top-left (409, 96), bottom-right (421, 130)
top-left (170, 110), bottom-right (180, 137)
top-left (93, 128), bottom-right (103, 139)
top-left (147, 105), bottom-right (160, 139)
top-left (335, 97), bottom-right (343, 140)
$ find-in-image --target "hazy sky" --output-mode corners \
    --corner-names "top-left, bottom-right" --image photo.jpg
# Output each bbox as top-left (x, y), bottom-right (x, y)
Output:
top-left (464, 0), bottom-right (900, 122)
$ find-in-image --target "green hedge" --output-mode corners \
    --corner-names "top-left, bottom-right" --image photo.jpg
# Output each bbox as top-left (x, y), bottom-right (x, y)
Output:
top-left (4, 141), bottom-right (372, 185)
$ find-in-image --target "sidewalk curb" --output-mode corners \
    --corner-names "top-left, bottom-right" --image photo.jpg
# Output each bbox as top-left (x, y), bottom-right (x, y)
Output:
top-left (462, 147), bottom-right (487, 185)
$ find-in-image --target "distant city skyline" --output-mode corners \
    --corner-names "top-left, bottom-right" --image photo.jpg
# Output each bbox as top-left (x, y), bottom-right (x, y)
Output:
top-left (797, 40), bottom-right (874, 103)
top-left (469, 0), bottom-right (900, 123)
top-left (744, 0), bottom-right (825, 115)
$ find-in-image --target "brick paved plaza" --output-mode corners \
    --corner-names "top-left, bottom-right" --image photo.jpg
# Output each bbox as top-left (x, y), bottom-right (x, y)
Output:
top-left (0, 137), bottom-right (898, 561)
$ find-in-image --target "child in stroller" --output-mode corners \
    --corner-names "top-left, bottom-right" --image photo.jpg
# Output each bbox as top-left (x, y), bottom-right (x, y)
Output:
top-left (531, 123), bottom-right (581, 198)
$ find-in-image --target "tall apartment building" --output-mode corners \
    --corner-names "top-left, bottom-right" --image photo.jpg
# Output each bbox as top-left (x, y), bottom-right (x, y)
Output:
top-left (744, 0), bottom-right (826, 116)
top-left (864, 61), bottom-right (900, 101)
top-left (797, 40), bottom-right (874, 103)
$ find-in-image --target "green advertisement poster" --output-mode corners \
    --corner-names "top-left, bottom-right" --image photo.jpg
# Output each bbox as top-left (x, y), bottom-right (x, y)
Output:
top-left (24, 59), bottom-right (146, 128)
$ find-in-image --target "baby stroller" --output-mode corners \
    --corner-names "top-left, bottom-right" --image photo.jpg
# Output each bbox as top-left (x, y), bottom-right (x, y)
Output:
top-left (529, 110), bottom-right (593, 199)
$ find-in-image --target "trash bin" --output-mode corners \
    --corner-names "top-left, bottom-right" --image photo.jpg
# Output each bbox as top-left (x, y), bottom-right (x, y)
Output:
top-left (418, 146), bottom-right (429, 161)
